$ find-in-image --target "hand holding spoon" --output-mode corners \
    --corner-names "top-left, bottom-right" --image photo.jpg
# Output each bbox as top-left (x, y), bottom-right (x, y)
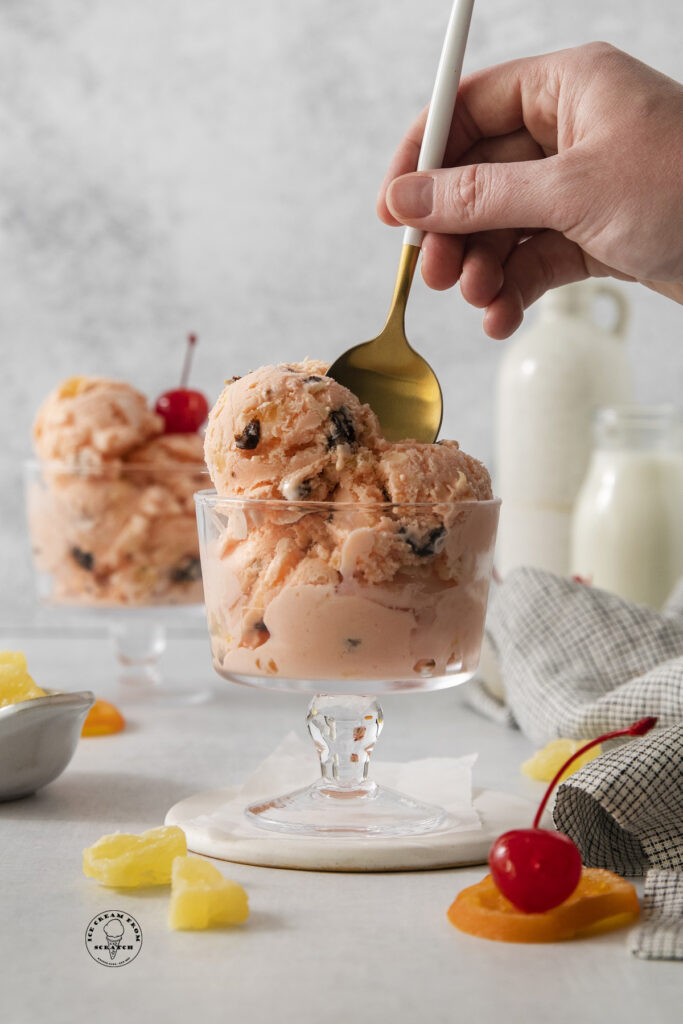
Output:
top-left (328, 0), bottom-right (475, 442)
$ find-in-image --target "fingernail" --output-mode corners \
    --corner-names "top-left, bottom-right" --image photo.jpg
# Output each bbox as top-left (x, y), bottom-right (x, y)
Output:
top-left (387, 174), bottom-right (433, 220)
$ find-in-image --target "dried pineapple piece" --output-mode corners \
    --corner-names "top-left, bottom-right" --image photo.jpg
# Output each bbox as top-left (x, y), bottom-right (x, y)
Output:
top-left (521, 738), bottom-right (601, 783)
top-left (0, 650), bottom-right (47, 708)
top-left (83, 826), bottom-right (187, 887)
top-left (169, 856), bottom-right (249, 930)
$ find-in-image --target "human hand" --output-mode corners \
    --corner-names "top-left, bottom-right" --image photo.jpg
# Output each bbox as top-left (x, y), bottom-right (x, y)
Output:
top-left (378, 43), bottom-right (683, 338)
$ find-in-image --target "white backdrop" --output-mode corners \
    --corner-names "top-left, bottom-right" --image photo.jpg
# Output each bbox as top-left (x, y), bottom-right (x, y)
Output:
top-left (1, 0), bottom-right (681, 625)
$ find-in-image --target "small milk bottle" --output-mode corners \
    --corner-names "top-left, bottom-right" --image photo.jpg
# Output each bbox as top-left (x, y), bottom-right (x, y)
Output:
top-left (571, 406), bottom-right (683, 608)
top-left (495, 281), bottom-right (633, 577)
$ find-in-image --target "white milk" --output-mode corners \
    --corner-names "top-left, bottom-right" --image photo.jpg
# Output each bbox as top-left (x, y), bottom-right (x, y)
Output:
top-left (495, 282), bottom-right (633, 577)
top-left (571, 408), bottom-right (683, 608)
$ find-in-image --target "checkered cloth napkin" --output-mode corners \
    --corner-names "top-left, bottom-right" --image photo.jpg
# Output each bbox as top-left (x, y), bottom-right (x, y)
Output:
top-left (472, 567), bottom-right (683, 960)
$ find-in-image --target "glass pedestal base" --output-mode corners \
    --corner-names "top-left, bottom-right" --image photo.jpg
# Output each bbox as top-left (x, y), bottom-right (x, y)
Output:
top-left (244, 693), bottom-right (447, 838)
top-left (246, 779), bottom-right (445, 837)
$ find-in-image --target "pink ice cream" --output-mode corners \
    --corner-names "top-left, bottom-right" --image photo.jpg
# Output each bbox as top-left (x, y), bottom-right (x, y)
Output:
top-left (199, 361), bottom-right (498, 687)
top-left (28, 378), bottom-right (207, 606)
top-left (204, 361), bottom-right (384, 502)
top-left (33, 376), bottom-right (163, 469)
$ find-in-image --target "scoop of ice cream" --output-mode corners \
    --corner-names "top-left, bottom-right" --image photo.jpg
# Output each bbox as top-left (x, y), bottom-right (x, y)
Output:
top-left (204, 361), bottom-right (384, 501)
top-left (33, 376), bottom-right (163, 467)
top-left (378, 440), bottom-right (492, 503)
top-left (103, 920), bottom-right (124, 940)
top-left (205, 362), bottom-right (492, 506)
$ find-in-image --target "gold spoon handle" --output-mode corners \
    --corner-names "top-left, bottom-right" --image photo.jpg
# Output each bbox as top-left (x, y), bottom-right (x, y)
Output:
top-left (386, 244), bottom-right (420, 328)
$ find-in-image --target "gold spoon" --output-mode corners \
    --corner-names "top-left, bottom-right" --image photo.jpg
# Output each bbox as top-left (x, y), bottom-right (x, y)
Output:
top-left (328, 0), bottom-right (475, 442)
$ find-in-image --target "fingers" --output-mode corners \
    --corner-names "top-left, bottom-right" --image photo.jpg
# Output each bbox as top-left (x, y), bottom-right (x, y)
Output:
top-left (481, 230), bottom-right (590, 339)
top-left (460, 230), bottom-right (521, 307)
top-left (420, 233), bottom-right (465, 291)
top-left (378, 49), bottom-right (564, 223)
top-left (378, 42), bottom-right (570, 233)
top-left (458, 127), bottom-right (548, 167)
top-left (455, 53), bottom-right (562, 154)
top-left (377, 107), bottom-right (428, 225)
top-left (377, 116), bottom-right (546, 225)
top-left (386, 156), bottom-right (566, 236)
top-left (381, 126), bottom-right (545, 296)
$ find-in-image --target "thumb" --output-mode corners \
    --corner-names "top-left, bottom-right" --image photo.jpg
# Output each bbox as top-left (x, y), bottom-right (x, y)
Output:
top-left (385, 159), bottom-right (566, 235)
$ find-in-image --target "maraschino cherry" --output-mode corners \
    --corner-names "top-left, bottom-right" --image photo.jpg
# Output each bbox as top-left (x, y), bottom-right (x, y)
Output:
top-left (155, 333), bottom-right (209, 434)
top-left (488, 716), bottom-right (658, 914)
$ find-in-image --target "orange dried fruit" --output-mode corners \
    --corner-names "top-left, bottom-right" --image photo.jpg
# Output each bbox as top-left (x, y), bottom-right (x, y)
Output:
top-left (82, 699), bottom-right (125, 737)
top-left (447, 868), bottom-right (639, 943)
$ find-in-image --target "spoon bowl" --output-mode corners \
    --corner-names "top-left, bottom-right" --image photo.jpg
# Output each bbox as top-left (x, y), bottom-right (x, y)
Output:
top-left (328, 244), bottom-right (443, 442)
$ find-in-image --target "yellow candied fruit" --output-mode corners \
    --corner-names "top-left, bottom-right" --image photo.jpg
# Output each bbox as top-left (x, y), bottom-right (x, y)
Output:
top-left (521, 738), bottom-right (601, 783)
top-left (0, 650), bottom-right (47, 708)
top-left (57, 376), bottom-right (89, 398)
top-left (168, 856), bottom-right (249, 930)
top-left (83, 826), bottom-right (187, 887)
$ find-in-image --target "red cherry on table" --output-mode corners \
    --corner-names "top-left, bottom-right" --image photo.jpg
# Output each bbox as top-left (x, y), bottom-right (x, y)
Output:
top-left (155, 389), bottom-right (209, 434)
top-left (155, 333), bottom-right (209, 433)
top-left (488, 716), bottom-right (658, 914)
top-left (489, 828), bottom-right (582, 913)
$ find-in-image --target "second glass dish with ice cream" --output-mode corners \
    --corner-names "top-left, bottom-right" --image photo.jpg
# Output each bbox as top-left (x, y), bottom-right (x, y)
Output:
top-left (197, 361), bottom-right (499, 836)
top-left (25, 375), bottom-right (208, 701)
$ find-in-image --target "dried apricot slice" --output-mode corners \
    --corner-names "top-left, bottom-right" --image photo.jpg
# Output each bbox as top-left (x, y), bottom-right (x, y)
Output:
top-left (83, 826), bottom-right (187, 887)
top-left (168, 856), bottom-right (249, 930)
top-left (448, 868), bottom-right (639, 943)
top-left (82, 699), bottom-right (125, 737)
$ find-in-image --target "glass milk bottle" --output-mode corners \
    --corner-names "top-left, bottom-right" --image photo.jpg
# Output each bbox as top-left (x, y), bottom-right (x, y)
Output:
top-left (571, 406), bottom-right (683, 608)
top-left (495, 281), bottom-right (633, 577)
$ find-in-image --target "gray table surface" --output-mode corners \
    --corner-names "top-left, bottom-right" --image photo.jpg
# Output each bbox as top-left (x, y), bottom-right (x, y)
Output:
top-left (1, 631), bottom-right (679, 1024)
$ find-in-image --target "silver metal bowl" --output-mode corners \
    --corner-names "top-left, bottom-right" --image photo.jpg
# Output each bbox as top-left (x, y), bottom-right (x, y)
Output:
top-left (0, 689), bottom-right (95, 800)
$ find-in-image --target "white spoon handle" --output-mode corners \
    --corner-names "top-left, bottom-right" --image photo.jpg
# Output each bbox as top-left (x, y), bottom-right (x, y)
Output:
top-left (403, 0), bottom-right (475, 249)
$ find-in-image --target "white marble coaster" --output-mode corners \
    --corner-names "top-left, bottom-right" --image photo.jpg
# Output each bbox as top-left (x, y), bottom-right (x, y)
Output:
top-left (165, 786), bottom-right (538, 873)
top-left (165, 734), bottom-right (540, 872)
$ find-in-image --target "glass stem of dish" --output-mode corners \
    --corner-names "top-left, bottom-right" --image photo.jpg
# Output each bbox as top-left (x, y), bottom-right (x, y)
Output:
top-left (110, 620), bottom-right (166, 687)
top-left (307, 695), bottom-right (383, 796)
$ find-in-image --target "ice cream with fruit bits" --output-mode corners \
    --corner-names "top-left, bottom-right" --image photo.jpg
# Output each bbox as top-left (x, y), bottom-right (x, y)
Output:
top-left (200, 361), bottom-right (498, 685)
top-left (28, 376), bottom-right (207, 606)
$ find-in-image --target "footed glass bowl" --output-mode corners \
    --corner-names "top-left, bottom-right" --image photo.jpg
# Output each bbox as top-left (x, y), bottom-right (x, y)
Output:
top-left (195, 491), bottom-right (500, 836)
top-left (25, 459), bottom-right (209, 703)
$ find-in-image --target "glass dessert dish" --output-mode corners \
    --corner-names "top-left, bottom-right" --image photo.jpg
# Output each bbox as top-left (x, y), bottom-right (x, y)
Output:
top-left (25, 458), bottom-right (210, 704)
top-left (196, 491), bottom-right (500, 836)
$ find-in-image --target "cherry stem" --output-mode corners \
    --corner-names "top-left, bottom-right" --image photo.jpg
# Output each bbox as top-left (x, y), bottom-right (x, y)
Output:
top-left (179, 333), bottom-right (197, 389)
top-left (531, 716), bottom-right (658, 830)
